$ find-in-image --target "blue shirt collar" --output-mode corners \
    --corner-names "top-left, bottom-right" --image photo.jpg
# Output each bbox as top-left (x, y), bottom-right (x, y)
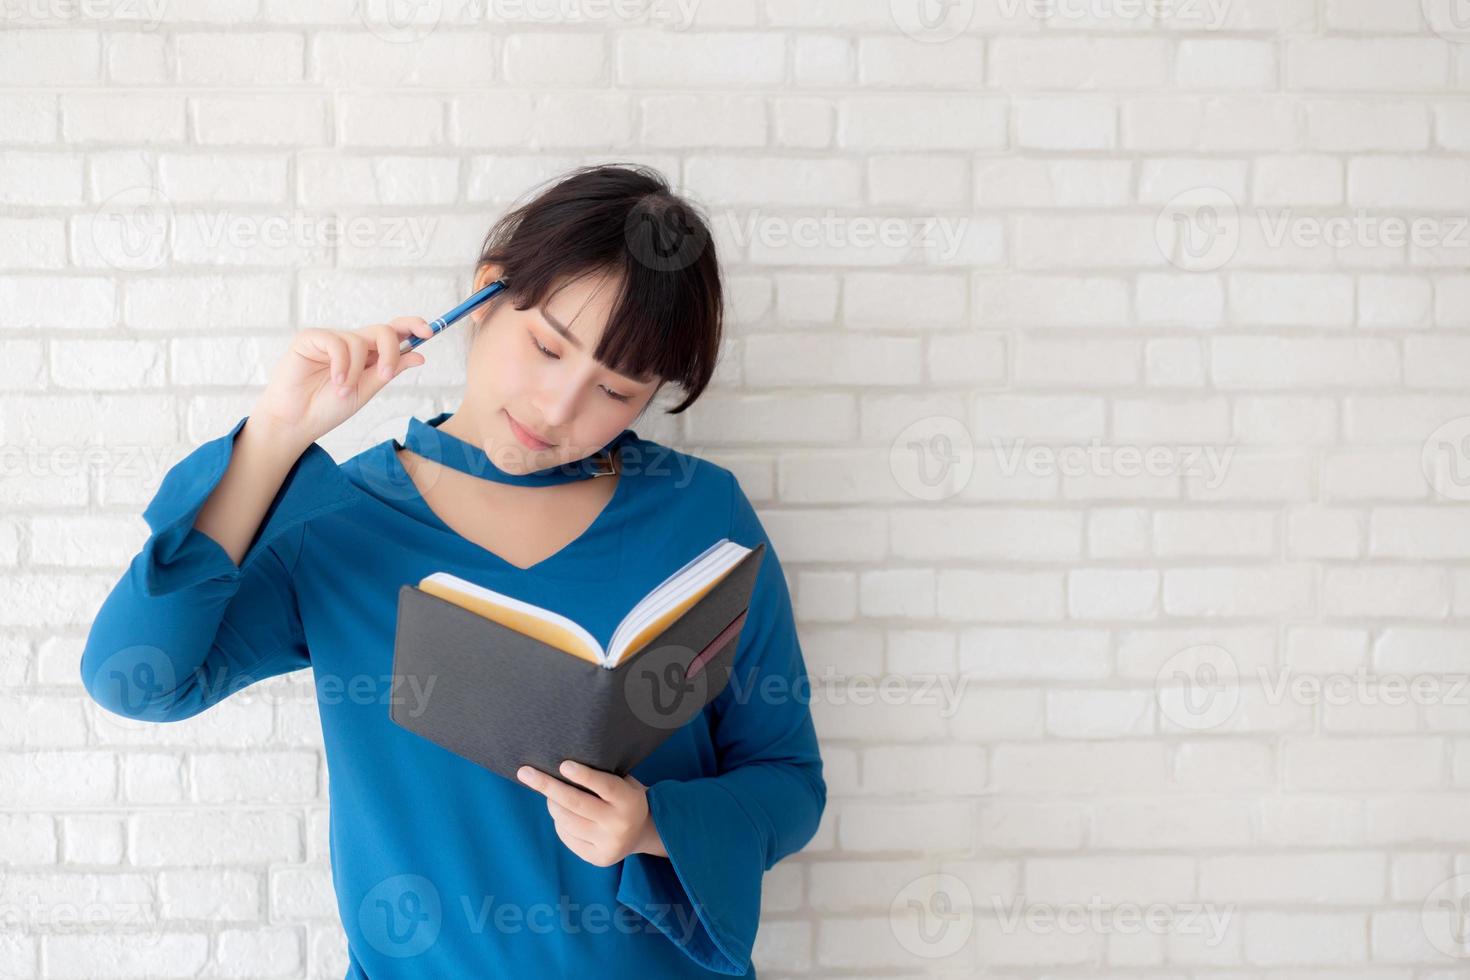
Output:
top-left (402, 411), bottom-right (631, 487)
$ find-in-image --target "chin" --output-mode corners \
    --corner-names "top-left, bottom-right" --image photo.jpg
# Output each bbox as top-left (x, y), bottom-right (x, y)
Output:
top-left (480, 432), bottom-right (542, 475)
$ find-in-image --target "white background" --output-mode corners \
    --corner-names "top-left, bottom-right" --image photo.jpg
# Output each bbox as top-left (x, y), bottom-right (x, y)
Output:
top-left (6, 0), bottom-right (1470, 975)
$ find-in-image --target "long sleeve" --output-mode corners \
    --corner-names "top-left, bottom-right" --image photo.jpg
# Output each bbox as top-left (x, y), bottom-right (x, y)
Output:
top-left (616, 471), bottom-right (827, 976)
top-left (80, 415), bottom-right (360, 722)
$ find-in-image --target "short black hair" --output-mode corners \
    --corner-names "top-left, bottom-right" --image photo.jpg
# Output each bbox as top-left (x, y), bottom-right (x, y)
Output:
top-left (471, 163), bottom-right (723, 416)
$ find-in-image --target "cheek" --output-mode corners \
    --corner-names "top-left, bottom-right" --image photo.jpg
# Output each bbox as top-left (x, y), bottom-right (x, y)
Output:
top-left (474, 331), bottom-right (533, 395)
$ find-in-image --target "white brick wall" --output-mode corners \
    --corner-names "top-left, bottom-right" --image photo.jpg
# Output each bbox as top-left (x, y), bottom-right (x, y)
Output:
top-left (5, 1), bottom-right (1470, 976)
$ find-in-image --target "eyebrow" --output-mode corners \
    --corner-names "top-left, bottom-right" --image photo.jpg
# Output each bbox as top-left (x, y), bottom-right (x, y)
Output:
top-left (539, 305), bottom-right (583, 350)
top-left (538, 305), bottom-right (656, 386)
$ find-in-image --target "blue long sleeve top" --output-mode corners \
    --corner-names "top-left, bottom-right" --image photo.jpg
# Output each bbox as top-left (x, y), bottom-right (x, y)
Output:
top-left (80, 410), bottom-right (826, 978)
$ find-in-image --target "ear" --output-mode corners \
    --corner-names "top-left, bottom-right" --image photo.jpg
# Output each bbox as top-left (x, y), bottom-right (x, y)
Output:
top-left (471, 262), bottom-right (505, 325)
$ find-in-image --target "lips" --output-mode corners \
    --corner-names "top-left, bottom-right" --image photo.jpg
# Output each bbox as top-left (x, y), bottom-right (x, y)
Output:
top-left (505, 410), bottom-right (554, 449)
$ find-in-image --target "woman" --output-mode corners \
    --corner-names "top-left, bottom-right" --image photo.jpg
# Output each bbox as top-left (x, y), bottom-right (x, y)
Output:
top-left (81, 164), bottom-right (826, 978)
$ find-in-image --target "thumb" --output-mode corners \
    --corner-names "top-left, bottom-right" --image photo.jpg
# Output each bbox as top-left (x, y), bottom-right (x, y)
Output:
top-left (375, 353), bottom-right (425, 388)
top-left (358, 352), bottom-right (424, 399)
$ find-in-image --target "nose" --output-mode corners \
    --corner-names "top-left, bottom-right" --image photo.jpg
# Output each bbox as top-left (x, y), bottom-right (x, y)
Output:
top-left (533, 379), bottom-right (583, 433)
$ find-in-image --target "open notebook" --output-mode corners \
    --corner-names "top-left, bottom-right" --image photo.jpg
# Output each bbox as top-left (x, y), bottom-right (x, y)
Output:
top-left (388, 538), bottom-right (768, 787)
top-left (416, 539), bottom-right (754, 669)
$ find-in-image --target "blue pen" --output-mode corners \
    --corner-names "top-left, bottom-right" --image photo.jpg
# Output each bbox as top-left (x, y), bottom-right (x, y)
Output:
top-left (398, 279), bottom-right (508, 355)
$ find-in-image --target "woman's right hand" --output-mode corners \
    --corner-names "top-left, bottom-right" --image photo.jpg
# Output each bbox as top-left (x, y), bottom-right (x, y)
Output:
top-left (247, 317), bottom-right (437, 448)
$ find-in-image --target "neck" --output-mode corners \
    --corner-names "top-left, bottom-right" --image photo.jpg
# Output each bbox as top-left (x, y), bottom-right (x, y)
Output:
top-left (435, 408), bottom-right (479, 445)
top-left (435, 408), bottom-right (611, 478)
top-left (437, 409), bottom-right (546, 476)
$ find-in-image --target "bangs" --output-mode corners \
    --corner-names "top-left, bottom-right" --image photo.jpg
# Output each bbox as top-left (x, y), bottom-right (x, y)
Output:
top-left (474, 164), bottom-right (723, 415)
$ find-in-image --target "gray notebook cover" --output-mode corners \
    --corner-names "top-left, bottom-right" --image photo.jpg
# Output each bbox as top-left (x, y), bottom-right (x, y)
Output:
top-left (388, 542), bottom-right (766, 790)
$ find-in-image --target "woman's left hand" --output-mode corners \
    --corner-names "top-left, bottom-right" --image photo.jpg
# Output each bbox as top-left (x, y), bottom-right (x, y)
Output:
top-left (516, 760), bottom-right (667, 866)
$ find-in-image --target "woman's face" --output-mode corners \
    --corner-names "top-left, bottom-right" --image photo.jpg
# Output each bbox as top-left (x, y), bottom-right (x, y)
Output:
top-left (453, 265), bottom-right (662, 476)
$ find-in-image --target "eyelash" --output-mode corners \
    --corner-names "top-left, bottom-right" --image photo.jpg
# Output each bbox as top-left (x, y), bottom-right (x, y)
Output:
top-left (531, 333), bottom-right (632, 403)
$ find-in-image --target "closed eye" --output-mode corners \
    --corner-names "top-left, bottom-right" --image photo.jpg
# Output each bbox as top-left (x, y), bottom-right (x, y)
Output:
top-left (531, 332), bottom-right (632, 403)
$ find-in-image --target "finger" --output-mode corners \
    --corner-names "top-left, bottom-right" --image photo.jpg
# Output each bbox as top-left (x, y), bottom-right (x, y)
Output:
top-left (398, 350), bottom-right (426, 373)
top-left (387, 315), bottom-right (434, 340)
top-left (557, 760), bottom-right (624, 803)
top-left (363, 318), bottom-right (432, 369)
top-left (520, 764), bottom-right (605, 822)
top-left (361, 331), bottom-right (426, 376)
top-left (517, 765), bottom-right (607, 821)
top-left (547, 798), bottom-right (600, 840)
top-left (341, 333), bottom-right (369, 390)
top-left (553, 826), bottom-right (605, 865)
top-left (363, 317), bottom-right (432, 341)
top-left (369, 323), bottom-right (399, 381)
top-left (306, 330), bottom-right (351, 387)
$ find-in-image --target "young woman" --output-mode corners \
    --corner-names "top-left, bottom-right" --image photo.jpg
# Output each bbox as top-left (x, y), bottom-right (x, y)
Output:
top-left (81, 164), bottom-right (825, 978)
